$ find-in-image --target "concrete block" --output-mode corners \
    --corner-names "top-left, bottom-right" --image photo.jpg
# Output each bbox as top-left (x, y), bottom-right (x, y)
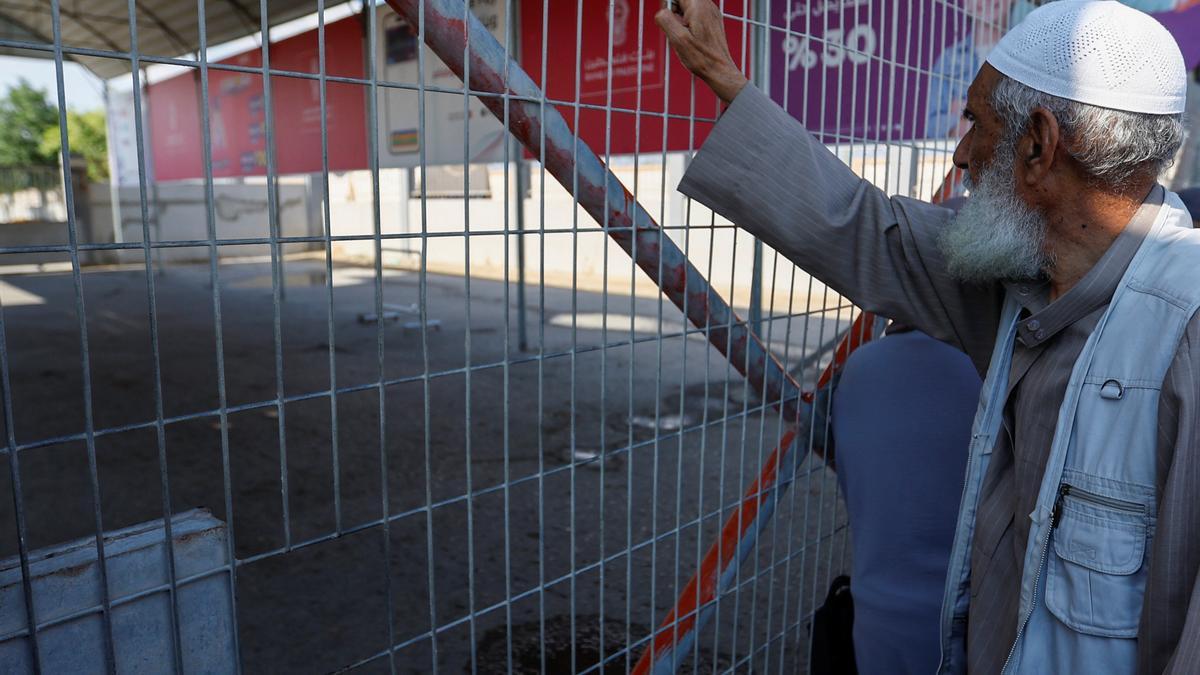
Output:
top-left (0, 509), bottom-right (236, 673)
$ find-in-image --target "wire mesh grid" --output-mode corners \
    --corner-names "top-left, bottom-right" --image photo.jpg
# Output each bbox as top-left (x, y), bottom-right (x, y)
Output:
top-left (0, 0), bottom-right (1002, 672)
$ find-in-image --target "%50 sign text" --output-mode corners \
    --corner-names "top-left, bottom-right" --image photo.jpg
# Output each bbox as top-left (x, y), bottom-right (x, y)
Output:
top-left (782, 25), bottom-right (877, 71)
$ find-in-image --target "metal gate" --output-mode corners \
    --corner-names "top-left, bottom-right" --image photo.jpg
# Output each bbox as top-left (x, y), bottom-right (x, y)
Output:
top-left (0, 0), bottom-right (990, 672)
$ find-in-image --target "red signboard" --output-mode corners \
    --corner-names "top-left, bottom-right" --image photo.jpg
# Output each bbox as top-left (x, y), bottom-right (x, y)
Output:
top-left (147, 2), bottom-right (749, 181)
top-left (149, 16), bottom-right (368, 181)
top-left (519, 0), bottom-right (749, 157)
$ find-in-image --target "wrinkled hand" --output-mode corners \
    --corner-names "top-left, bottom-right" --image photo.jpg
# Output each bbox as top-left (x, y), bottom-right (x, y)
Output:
top-left (655, 0), bottom-right (748, 104)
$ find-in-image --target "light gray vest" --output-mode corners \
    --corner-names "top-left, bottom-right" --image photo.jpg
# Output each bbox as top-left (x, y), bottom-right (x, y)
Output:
top-left (937, 193), bottom-right (1200, 674)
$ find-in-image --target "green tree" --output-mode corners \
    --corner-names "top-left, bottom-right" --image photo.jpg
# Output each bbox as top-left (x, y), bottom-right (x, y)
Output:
top-left (41, 109), bottom-right (109, 183)
top-left (0, 79), bottom-right (59, 167)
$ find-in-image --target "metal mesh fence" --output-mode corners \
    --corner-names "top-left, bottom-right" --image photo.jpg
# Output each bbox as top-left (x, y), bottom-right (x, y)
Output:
top-left (0, 0), bottom-right (1006, 672)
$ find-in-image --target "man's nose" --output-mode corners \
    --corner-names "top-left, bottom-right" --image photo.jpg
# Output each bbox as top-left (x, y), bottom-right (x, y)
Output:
top-left (952, 135), bottom-right (970, 172)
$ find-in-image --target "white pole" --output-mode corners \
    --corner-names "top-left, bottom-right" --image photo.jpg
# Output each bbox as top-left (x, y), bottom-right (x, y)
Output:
top-left (102, 80), bottom-right (125, 245)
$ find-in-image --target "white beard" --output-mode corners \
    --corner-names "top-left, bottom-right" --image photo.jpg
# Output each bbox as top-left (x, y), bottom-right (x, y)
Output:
top-left (937, 147), bottom-right (1051, 283)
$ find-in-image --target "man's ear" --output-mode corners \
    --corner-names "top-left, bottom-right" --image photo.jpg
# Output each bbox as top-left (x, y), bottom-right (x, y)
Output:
top-left (1019, 107), bottom-right (1061, 186)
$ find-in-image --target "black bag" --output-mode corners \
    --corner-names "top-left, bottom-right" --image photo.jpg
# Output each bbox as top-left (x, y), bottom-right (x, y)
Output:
top-left (810, 575), bottom-right (858, 675)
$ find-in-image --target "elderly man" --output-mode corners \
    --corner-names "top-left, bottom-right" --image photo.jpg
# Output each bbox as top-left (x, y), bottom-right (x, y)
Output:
top-left (658, 1), bottom-right (1199, 673)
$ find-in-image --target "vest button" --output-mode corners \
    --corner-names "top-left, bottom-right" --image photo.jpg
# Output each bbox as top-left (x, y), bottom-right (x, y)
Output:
top-left (1027, 319), bottom-right (1041, 330)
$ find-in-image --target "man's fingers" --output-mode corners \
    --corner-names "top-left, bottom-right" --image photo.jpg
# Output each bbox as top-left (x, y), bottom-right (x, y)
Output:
top-left (680, 0), bottom-right (715, 23)
top-left (658, 0), bottom-right (744, 100)
top-left (655, 8), bottom-right (691, 45)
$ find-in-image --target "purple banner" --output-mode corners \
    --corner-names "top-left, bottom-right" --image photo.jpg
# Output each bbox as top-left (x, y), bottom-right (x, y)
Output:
top-left (1155, 5), bottom-right (1200, 70)
top-left (769, 0), bottom-right (970, 143)
top-left (769, 1), bottom-right (1200, 144)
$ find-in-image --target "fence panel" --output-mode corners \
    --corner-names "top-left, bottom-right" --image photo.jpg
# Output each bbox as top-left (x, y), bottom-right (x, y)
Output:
top-left (0, 0), bottom-right (995, 672)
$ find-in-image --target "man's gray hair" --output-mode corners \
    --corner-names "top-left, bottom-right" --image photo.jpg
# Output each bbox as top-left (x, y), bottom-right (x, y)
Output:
top-left (990, 75), bottom-right (1185, 190)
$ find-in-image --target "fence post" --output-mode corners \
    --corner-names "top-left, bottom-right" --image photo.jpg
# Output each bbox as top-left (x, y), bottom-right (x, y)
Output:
top-left (514, 154), bottom-right (528, 352)
top-left (66, 153), bottom-right (96, 263)
top-left (748, 0), bottom-right (771, 336)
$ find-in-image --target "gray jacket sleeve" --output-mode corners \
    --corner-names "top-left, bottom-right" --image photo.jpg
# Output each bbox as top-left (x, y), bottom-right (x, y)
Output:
top-left (677, 84), bottom-right (1004, 372)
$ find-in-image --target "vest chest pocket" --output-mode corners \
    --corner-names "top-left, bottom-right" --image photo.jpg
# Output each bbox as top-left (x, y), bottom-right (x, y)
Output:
top-left (1045, 481), bottom-right (1152, 638)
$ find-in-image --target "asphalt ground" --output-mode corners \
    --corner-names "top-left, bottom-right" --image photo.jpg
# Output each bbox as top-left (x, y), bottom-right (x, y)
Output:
top-left (0, 256), bottom-right (851, 673)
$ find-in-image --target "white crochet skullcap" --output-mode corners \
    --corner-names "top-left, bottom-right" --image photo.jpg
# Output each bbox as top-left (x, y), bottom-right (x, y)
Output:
top-left (986, 0), bottom-right (1187, 115)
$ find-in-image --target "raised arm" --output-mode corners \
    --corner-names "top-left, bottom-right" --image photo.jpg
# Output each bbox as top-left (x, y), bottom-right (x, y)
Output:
top-left (657, 0), bottom-right (1003, 369)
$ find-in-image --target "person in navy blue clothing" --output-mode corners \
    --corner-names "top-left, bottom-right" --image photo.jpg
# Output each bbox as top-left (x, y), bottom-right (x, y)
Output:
top-left (828, 324), bottom-right (982, 675)
top-left (1178, 187), bottom-right (1199, 227)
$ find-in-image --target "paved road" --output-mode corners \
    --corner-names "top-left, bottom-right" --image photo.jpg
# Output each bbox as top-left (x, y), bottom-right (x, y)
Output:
top-left (0, 259), bottom-right (850, 673)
